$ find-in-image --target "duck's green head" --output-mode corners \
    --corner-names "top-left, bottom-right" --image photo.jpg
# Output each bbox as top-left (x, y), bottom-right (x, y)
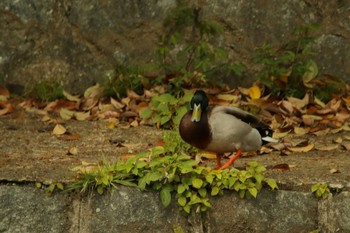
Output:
top-left (190, 90), bottom-right (209, 122)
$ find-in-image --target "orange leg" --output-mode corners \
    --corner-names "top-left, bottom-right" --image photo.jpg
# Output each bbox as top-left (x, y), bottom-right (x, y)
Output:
top-left (217, 150), bottom-right (242, 170)
top-left (215, 155), bottom-right (222, 170)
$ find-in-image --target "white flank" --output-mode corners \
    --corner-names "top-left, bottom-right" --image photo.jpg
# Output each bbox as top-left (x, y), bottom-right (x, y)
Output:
top-left (262, 136), bottom-right (279, 143)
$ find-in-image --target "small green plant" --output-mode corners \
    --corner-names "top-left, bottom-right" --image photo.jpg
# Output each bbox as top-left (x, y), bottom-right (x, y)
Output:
top-left (254, 24), bottom-right (319, 98)
top-left (69, 131), bottom-right (278, 214)
top-left (156, 4), bottom-right (245, 93)
top-left (140, 90), bottom-right (193, 128)
top-left (102, 65), bottom-right (146, 99)
top-left (35, 81), bottom-right (64, 101)
top-left (35, 181), bottom-right (64, 195)
top-left (311, 182), bottom-right (330, 198)
top-left (97, 3), bottom-right (246, 98)
top-left (162, 129), bottom-right (198, 155)
top-left (309, 229), bottom-right (321, 233)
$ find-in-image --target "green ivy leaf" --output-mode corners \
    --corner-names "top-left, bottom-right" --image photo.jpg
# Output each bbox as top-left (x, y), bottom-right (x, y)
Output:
top-left (248, 187), bottom-right (258, 198)
top-left (311, 183), bottom-right (320, 192)
top-left (47, 184), bottom-right (56, 193)
top-left (211, 186), bottom-right (220, 196)
top-left (97, 185), bottom-right (104, 195)
top-left (254, 173), bottom-right (264, 184)
top-left (198, 188), bottom-right (207, 198)
top-left (239, 189), bottom-right (246, 199)
top-left (35, 182), bottom-right (42, 189)
top-left (136, 160), bottom-right (148, 169)
top-left (116, 180), bottom-right (137, 187)
top-left (161, 115), bottom-right (172, 125)
top-left (56, 183), bottom-right (64, 190)
top-left (205, 174), bottom-right (214, 184)
top-left (265, 178), bottom-right (278, 190)
top-left (183, 204), bottom-right (191, 214)
top-left (149, 172), bottom-right (161, 182)
top-left (160, 184), bottom-right (173, 208)
top-left (178, 196), bottom-right (187, 206)
top-left (138, 177), bottom-right (147, 190)
top-left (180, 91), bottom-right (194, 104)
top-left (228, 177), bottom-right (238, 189)
top-left (151, 146), bottom-right (165, 156)
top-left (153, 114), bottom-right (161, 123)
top-left (140, 108), bottom-right (152, 119)
top-left (155, 93), bottom-right (177, 104)
top-left (177, 184), bottom-right (187, 194)
top-left (192, 178), bottom-right (203, 189)
top-left (178, 160), bottom-right (197, 173)
top-left (173, 106), bottom-right (188, 125)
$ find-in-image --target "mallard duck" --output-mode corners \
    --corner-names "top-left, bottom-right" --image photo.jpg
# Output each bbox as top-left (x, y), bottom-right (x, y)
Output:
top-left (179, 90), bottom-right (277, 170)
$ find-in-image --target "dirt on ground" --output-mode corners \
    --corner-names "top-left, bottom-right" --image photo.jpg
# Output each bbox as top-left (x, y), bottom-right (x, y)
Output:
top-left (1, 110), bottom-right (350, 192)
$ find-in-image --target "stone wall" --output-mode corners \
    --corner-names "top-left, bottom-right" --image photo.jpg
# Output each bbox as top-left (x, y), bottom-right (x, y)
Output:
top-left (0, 0), bottom-right (349, 95)
top-left (1, 185), bottom-right (350, 232)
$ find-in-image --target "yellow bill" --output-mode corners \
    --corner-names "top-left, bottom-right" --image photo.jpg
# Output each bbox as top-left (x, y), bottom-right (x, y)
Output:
top-left (191, 103), bottom-right (202, 122)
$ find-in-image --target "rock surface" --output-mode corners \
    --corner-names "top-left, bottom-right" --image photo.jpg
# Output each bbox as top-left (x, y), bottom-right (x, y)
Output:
top-left (1, 184), bottom-right (350, 233)
top-left (0, 0), bottom-right (349, 94)
top-left (1, 110), bottom-right (350, 231)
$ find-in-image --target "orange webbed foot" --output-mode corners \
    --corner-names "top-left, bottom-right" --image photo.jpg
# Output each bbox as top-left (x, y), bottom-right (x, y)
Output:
top-left (216, 150), bottom-right (242, 170)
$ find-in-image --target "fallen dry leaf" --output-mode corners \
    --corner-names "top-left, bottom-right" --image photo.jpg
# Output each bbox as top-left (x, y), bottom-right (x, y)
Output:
top-left (60, 108), bottom-right (75, 120)
top-left (342, 124), bottom-right (350, 131)
top-left (287, 95), bottom-right (309, 110)
top-left (0, 101), bottom-right (14, 115)
top-left (68, 147), bottom-right (78, 155)
top-left (195, 151), bottom-right (217, 163)
top-left (330, 128), bottom-right (342, 134)
top-left (130, 119), bottom-right (139, 127)
top-left (259, 146), bottom-right (274, 153)
top-left (270, 163), bottom-right (290, 170)
top-left (279, 100), bottom-right (294, 115)
top-left (127, 89), bottom-right (143, 100)
top-left (341, 142), bottom-right (350, 150)
top-left (330, 168), bottom-right (340, 174)
top-left (273, 131), bottom-right (290, 139)
top-left (25, 107), bottom-right (48, 115)
top-left (333, 137), bottom-right (343, 144)
top-left (84, 84), bottom-right (104, 98)
top-left (70, 161), bottom-right (99, 174)
top-left (110, 97), bottom-right (125, 109)
top-left (314, 97), bottom-right (326, 107)
top-left (294, 126), bottom-right (309, 135)
top-left (63, 90), bottom-right (80, 102)
top-left (119, 153), bottom-right (137, 160)
top-left (0, 85), bottom-right (10, 100)
top-left (287, 143), bottom-right (314, 152)
top-left (329, 99), bottom-right (342, 112)
top-left (74, 111), bottom-right (90, 121)
top-left (316, 108), bottom-right (333, 115)
top-left (121, 97), bottom-right (130, 106)
top-left (59, 134), bottom-right (80, 141)
top-left (53, 124), bottom-right (67, 135)
top-left (270, 142), bottom-right (286, 151)
top-left (315, 144), bottom-right (339, 151)
top-left (217, 94), bottom-right (239, 102)
top-left (302, 115), bottom-right (322, 126)
top-left (97, 110), bottom-right (120, 119)
top-left (108, 121), bottom-right (117, 129)
top-left (247, 85), bottom-right (261, 100)
top-left (312, 128), bottom-right (330, 136)
top-left (41, 115), bottom-right (52, 122)
top-left (81, 98), bottom-right (99, 110)
top-left (290, 138), bottom-right (309, 147)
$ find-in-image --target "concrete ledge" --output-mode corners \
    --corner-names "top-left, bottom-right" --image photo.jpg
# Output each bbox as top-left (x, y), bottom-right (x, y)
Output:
top-left (1, 184), bottom-right (349, 233)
